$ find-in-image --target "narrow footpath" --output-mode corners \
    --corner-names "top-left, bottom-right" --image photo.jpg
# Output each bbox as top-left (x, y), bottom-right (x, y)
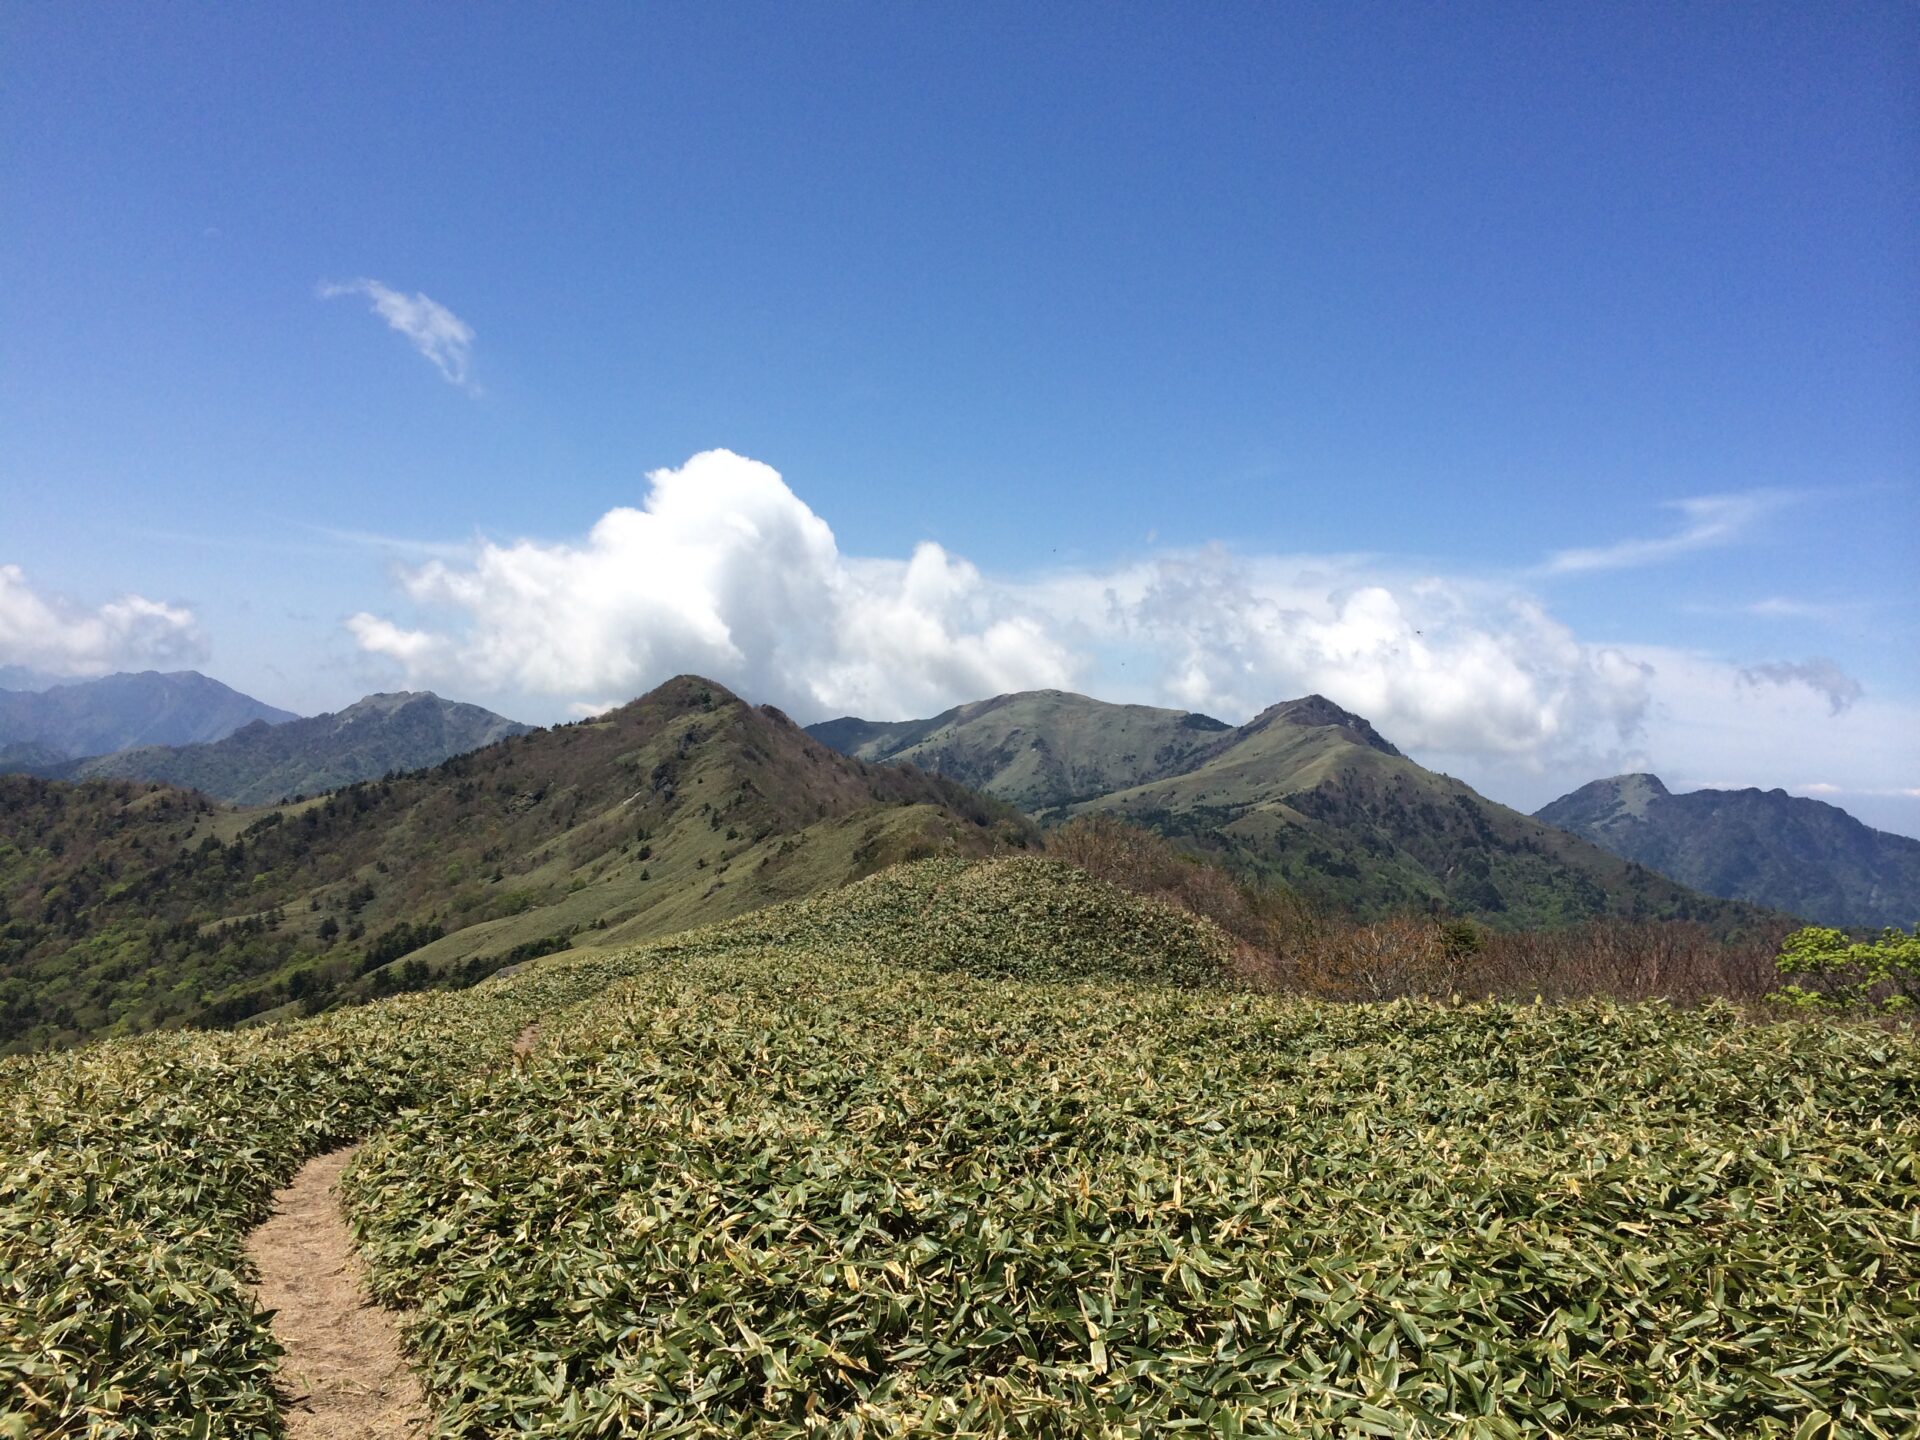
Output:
top-left (245, 1147), bottom-right (430, 1439)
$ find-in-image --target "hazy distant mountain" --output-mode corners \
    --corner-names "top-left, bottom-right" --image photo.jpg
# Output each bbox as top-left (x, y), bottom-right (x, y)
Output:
top-left (0, 740), bottom-right (72, 774)
top-left (812, 690), bottom-right (1766, 931)
top-left (0, 670), bottom-right (296, 759)
top-left (1537, 774), bottom-right (1920, 930)
top-left (0, 665), bottom-right (62, 692)
top-left (64, 692), bottom-right (533, 805)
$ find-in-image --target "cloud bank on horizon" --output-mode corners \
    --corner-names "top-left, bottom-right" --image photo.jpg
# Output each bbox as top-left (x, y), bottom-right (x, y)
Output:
top-left (0, 565), bottom-right (204, 678)
top-left (341, 449), bottom-right (1905, 803)
top-left (1, 450), bottom-right (1908, 826)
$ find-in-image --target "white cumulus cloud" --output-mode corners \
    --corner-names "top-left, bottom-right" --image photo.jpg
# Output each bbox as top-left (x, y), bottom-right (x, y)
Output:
top-left (347, 451), bottom-right (1659, 768)
top-left (341, 450), bottom-right (1920, 834)
top-left (1057, 551), bottom-right (1653, 761)
top-left (318, 279), bottom-right (476, 388)
top-left (0, 565), bottom-right (205, 677)
top-left (346, 448), bottom-right (1080, 719)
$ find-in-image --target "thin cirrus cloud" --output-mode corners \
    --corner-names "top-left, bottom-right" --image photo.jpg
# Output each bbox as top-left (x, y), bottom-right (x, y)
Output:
top-left (1537, 491), bottom-right (1791, 576)
top-left (317, 279), bottom-right (477, 389)
top-left (0, 564), bottom-right (204, 677)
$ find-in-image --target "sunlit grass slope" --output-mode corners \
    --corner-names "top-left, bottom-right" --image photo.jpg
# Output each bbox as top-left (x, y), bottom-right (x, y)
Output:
top-left (4, 857), bottom-right (1914, 1438)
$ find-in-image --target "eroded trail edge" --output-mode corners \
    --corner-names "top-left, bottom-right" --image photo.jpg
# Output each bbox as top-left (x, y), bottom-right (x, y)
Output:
top-left (246, 1147), bottom-right (430, 1439)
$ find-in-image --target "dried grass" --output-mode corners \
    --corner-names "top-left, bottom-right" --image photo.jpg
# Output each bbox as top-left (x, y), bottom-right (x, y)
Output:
top-left (1046, 814), bottom-right (1794, 1005)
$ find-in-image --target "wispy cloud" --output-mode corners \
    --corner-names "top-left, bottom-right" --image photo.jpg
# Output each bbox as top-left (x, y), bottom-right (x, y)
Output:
top-left (1538, 490), bottom-right (1791, 576)
top-left (310, 525), bottom-right (476, 561)
top-left (318, 278), bottom-right (477, 390)
top-left (1797, 782), bottom-right (1920, 800)
top-left (1744, 596), bottom-right (1832, 620)
top-left (1738, 657), bottom-right (1864, 716)
top-left (1679, 594), bottom-right (1878, 627)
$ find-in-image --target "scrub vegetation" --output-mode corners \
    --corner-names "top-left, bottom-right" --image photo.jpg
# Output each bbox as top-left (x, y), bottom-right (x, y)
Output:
top-left (4, 858), bottom-right (1914, 1437)
top-left (0, 678), bottom-right (1030, 1052)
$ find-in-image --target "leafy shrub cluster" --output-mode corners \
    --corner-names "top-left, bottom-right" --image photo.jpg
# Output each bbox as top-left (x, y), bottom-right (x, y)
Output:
top-left (1770, 925), bottom-right (1920, 1013)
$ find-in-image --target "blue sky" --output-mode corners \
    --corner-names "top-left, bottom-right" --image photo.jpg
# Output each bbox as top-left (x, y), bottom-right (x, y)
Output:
top-left (3, 4), bottom-right (1916, 833)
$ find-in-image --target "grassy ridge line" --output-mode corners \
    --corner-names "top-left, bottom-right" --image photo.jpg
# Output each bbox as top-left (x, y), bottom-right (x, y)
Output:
top-left (0, 856), bottom-right (1227, 1436)
top-left (0, 958), bottom-right (631, 1438)
top-left (348, 960), bottom-right (1920, 1435)
top-left (639, 855), bottom-right (1234, 986)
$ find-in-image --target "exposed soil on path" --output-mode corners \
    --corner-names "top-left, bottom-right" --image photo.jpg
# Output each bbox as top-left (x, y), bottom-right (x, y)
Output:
top-left (246, 1147), bottom-right (430, 1439)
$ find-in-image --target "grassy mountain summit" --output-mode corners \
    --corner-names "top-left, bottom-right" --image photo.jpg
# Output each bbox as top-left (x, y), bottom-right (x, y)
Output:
top-left (0, 676), bottom-right (1029, 1050)
top-left (812, 689), bottom-right (1768, 931)
top-left (1538, 774), bottom-right (1920, 929)
top-left (0, 669), bottom-right (296, 758)
top-left (809, 688), bottom-right (1234, 814)
top-left (59, 691), bottom-right (531, 804)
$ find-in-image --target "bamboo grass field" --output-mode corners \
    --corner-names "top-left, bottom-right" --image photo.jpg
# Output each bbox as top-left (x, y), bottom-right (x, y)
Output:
top-left (5, 859), bottom-right (1917, 1436)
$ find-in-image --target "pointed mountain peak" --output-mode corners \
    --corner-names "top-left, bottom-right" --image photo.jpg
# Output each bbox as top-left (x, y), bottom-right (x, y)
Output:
top-left (1245, 694), bottom-right (1403, 757)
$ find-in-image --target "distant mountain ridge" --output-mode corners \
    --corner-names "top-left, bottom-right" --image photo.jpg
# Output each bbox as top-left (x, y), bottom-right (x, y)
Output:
top-left (0, 676), bottom-right (1031, 1050)
top-left (1537, 774), bottom-right (1920, 930)
top-left (810, 690), bottom-right (1769, 932)
top-left (58, 691), bottom-right (531, 804)
top-left (0, 670), bottom-right (296, 758)
top-left (808, 689), bottom-right (1236, 815)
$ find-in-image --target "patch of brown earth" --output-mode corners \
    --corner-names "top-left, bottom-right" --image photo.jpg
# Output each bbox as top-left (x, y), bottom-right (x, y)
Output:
top-left (246, 1147), bottom-right (430, 1439)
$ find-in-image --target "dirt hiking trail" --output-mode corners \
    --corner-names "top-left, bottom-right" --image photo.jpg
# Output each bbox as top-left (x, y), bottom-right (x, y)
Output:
top-left (246, 1147), bottom-right (430, 1439)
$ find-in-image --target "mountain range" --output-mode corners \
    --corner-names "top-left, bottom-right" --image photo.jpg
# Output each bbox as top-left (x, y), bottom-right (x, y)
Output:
top-left (14, 670), bottom-right (1905, 1056)
top-left (809, 690), bottom-right (1768, 932)
top-left (0, 673), bottom-right (530, 806)
top-left (51, 692), bottom-right (531, 805)
top-left (1537, 774), bottom-right (1920, 930)
top-left (0, 670), bottom-right (296, 759)
top-left (0, 676), bottom-right (1028, 1050)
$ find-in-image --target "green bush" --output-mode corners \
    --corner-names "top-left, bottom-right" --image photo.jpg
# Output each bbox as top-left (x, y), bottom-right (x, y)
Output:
top-left (1770, 924), bottom-right (1920, 1013)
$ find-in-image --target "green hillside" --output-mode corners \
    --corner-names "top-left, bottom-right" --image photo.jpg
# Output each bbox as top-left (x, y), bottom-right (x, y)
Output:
top-left (809, 689), bottom-right (1234, 813)
top-left (60, 690), bottom-right (531, 804)
top-left (1539, 774), bottom-right (1920, 929)
top-left (0, 676), bottom-right (1030, 1051)
top-left (6, 857), bottom-right (1913, 1436)
top-left (813, 690), bottom-right (1771, 931)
